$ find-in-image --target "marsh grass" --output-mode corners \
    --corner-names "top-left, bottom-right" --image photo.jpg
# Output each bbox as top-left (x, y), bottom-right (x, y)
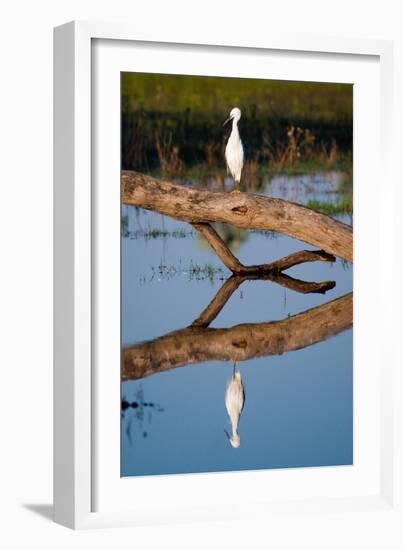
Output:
top-left (187, 262), bottom-right (225, 280)
top-left (123, 113), bottom-right (352, 177)
top-left (122, 74), bottom-right (353, 117)
top-left (154, 128), bottom-right (184, 176)
top-left (121, 220), bottom-right (194, 240)
top-left (306, 196), bottom-right (353, 216)
top-left (121, 75), bottom-right (352, 176)
top-left (121, 219), bottom-right (282, 249)
top-left (141, 260), bottom-right (226, 284)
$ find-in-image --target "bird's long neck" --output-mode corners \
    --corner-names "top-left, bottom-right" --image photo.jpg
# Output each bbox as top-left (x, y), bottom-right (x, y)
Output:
top-left (231, 118), bottom-right (240, 138)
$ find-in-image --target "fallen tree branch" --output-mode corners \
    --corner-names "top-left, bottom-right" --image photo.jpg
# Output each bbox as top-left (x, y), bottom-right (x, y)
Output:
top-left (122, 170), bottom-right (353, 262)
top-left (192, 222), bottom-right (336, 274)
top-left (191, 223), bottom-right (244, 272)
top-left (122, 293), bottom-right (352, 381)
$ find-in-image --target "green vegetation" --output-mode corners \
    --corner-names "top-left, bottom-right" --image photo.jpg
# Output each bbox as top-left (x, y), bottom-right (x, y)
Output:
top-left (121, 73), bottom-right (353, 176)
top-left (187, 262), bottom-right (225, 281)
top-left (306, 197), bottom-right (352, 216)
top-left (122, 74), bottom-right (352, 120)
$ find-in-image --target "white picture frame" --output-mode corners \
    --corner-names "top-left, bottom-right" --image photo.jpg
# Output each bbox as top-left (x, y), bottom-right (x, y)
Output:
top-left (54, 20), bottom-right (400, 531)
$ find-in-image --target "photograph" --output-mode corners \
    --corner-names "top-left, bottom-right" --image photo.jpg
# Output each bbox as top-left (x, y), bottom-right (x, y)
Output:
top-left (120, 72), bottom-right (353, 477)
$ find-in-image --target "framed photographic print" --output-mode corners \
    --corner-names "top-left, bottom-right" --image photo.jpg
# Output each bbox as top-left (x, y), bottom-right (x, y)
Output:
top-left (54, 21), bottom-right (400, 531)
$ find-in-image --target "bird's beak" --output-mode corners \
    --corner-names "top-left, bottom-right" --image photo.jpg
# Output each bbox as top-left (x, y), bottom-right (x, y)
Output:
top-left (223, 116), bottom-right (232, 127)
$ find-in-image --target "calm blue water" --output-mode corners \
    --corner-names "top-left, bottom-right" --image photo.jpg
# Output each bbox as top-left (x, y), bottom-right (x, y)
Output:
top-left (121, 171), bottom-right (353, 476)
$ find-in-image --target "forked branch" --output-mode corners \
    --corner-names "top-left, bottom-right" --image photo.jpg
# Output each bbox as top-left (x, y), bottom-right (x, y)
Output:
top-left (192, 222), bottom-right (336, 275)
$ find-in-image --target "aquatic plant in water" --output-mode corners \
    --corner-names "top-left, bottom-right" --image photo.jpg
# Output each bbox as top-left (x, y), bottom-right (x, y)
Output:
top-left (141, 260), bottom-right (227, 285)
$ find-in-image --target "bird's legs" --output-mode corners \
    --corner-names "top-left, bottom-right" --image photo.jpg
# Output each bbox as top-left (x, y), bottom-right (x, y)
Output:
top-left (229, 179), bottom-right (241, 194)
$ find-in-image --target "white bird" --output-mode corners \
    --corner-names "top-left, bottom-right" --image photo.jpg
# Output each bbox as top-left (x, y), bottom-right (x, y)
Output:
top-left (223, 107), bottom-right (244, 192)
top-left (225, 363), bottom-right (245, 448)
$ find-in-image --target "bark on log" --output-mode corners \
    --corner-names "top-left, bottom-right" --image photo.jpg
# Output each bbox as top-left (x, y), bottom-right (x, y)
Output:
top-left (122, 293), bottom-right (352, 381)
top-left (122, 170), bottom-right (353, 262)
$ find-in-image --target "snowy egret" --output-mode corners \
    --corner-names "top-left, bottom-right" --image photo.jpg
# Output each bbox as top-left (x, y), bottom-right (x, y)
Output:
top-left (223, 107), bottom-right (244, 192)
top-left (224, 362), bottom-right (245, 448)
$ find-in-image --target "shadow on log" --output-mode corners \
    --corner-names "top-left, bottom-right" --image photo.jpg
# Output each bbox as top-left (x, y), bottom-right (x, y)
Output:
top-left (122, 293), bottom-right (352, 382)
top-left (122, 170), bottom-right (353, 262)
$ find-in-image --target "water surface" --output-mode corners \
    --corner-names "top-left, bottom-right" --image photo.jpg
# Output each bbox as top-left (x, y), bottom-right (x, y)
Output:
top-left (121, 171), bottom-right (353, 476)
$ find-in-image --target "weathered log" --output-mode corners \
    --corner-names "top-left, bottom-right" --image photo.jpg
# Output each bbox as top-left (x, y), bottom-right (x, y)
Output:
top-left (122, 170), bottom-right (353, 262)
top-left (122, 293), bottom-right (352, 381)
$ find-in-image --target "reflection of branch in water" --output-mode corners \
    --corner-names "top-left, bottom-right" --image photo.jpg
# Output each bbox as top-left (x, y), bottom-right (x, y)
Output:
top-left (122, 293), bottom-right (352, 381)
top-left (192, 273), bottom-right (335, 328)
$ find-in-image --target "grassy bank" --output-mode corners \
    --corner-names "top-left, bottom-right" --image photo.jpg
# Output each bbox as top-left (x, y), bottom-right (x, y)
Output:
top-left (121, 73), bottom-right (353, 175)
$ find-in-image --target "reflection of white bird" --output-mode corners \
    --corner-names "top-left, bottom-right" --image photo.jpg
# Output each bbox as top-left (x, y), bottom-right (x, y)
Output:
top-left (225, 363), bottom-right (245, 448)
top-left (223, 107), bottom-right (244, 191)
